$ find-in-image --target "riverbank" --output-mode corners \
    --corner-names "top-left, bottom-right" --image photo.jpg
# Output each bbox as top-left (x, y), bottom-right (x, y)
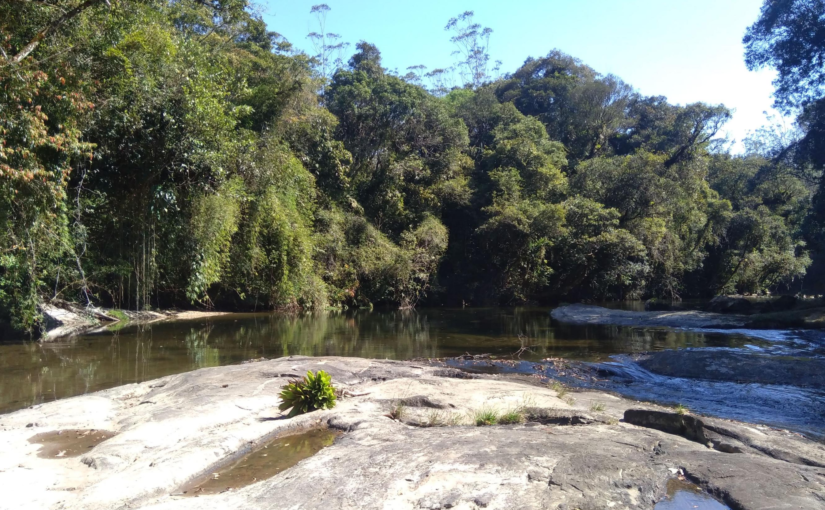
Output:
top-left (37, 301), bottom-right (231, 341)
top-left (1, 356), bottom-right (823, 509)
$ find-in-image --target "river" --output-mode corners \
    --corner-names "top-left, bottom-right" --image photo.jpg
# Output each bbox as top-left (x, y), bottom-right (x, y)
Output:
top-left (1, 306), bottom-right (823, 439)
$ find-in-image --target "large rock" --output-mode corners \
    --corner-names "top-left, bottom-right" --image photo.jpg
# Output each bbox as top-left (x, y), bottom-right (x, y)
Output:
top-left (1, 357), bottom-right (824, 510)
top-left (761, 295), bottom-right (799, 313)
top-left (38, 300), bottom-right (128, 341)
top-left (39, 302), bottom-right (99, 340)
top-left (707, 296), bottom-right (753, 314)
top-left (624, 409), bottom-right (710, 444)
top-left (551, 304), bottom-right (748, 329)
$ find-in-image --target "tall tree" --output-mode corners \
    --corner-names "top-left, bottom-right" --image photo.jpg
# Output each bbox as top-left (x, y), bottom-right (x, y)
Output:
top-left (307, 4), bottom-right (348, 93)
top-left (445, 11), bottom-right (499, 89)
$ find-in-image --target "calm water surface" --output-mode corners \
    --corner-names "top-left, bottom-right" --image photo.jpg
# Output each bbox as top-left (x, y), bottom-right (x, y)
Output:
top-left (1, 307), bottom-right (823, 437)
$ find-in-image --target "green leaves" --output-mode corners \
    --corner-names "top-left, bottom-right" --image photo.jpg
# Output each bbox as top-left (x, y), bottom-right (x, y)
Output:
top-left (278, 370), bottom-right (337, 418)
top-left (1, 0), bottom-right (822, 333)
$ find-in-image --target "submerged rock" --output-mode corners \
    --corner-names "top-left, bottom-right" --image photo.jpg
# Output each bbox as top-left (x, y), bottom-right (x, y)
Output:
top-left (551, 304), bottom-right (747, 329)
top-left (0, 357), bottom-right (823, 510)
top-left (637, 350), bottom-right (825, 389)
top-left (707, 296), bottom-right (753, 314)
top-left (644, 298), bottom-right (678, 311)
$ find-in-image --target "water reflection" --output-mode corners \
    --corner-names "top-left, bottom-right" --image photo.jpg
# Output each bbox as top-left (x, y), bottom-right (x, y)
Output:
top-left (0, 307), bottom-right (782, 415)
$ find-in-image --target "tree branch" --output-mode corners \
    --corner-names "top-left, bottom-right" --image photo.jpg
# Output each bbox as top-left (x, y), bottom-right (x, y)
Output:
top-left (7, 0), bottom-right (103, 65)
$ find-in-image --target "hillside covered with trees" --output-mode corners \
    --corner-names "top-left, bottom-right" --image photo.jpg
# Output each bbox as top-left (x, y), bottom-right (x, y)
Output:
top-left (1, 0), bottom-right (821, 333)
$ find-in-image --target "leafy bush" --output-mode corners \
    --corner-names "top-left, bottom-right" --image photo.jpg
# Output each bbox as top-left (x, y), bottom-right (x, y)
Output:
top-left (278, 370), bottom-right (337, 417)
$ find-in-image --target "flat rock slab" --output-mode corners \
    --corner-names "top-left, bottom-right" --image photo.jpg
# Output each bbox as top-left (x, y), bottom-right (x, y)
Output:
top-left (551, 304), bottom-right (748, 329)
top-left (1, 357), bottom-right (824, 510)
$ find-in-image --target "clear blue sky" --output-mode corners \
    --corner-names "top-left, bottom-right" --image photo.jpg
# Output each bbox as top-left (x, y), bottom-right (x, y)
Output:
top-left (260, 0), bottom-right (777, 151)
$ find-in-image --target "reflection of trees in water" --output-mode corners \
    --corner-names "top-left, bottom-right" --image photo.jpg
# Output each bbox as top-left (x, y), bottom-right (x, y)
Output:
top-left (130, 326), bottom-right (154, 382)
top-left (0, 308), bottom-right (763, 415)
top-left (79, 361), bottom-right (99, 393)
top-left (338, 309), bottom-right (436, 359)
top-left (179, 310), bottom-right (439, 360)
top-left (185, 324), bottom-right (220, 368)
top-left (276, 430), bottom-right (337, 458)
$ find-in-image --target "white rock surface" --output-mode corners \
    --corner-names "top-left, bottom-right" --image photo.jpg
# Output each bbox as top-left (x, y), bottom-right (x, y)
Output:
top-left (1, 357), bottom-right (823, 510)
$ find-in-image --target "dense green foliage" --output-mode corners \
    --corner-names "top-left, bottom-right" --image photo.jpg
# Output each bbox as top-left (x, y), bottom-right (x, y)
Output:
top-left (0, 1), bottom-right (821, 333)
top-left (278, 370), bottom-right (337, 417)
top-left (744, 0), bottom-right (825, 286)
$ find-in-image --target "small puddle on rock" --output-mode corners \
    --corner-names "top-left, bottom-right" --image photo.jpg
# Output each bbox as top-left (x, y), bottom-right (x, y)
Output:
top-left (655, 479), bottom-right (729, 509)
top-left (180, 428), bottom-right (340, 497)
top-left (28, 429), bottom-right (116, 458)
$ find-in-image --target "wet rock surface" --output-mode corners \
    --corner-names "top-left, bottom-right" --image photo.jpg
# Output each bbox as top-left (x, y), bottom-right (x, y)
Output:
top-left (551, 304), bottom-right (748, 329)
top-left (1, 357), bottom-right (824, 510)
top-left (637, 350), bottom-right (825, 389)
top-left (178, 428), bottom-right (340, 497)
top-left (28, 429), bottom-right (117, 458)
top-left (706, 296), bottom-right (753, 314)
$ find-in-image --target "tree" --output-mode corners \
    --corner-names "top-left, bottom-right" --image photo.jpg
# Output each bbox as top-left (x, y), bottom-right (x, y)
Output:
top-left (445, 11), bottom-right (500, 89)
top-left (497, 51), bottom-right (636, 164)
top-left (327, 43), bottom-right (471, 235)
top-left (307, 4), bottom-right (348, 92)
top-left (3, 0), bottom-right (822, 332)
top-left (744, 0), bottom-right (825, 111)
top-left (744, 1), bottom-right (825, 254)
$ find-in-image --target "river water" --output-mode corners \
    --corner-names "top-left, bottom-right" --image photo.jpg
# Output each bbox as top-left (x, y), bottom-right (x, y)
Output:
top-left (1, 306), bottom-right (823, 438)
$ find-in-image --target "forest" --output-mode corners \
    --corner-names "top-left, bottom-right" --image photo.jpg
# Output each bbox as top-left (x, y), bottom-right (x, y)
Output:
top-left (1, 0), bottom-right (823, 333)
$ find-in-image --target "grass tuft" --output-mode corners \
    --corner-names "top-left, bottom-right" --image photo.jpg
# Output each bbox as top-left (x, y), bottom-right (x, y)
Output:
top-left (551, 381), bottom-right (569, 399)
top-left (472, 407), bottom-right (499, 426)
top-left (590, 402), bottom-right (605, 412)
top-left (387, 401), bottom-right (406, 421)
top-left (425, 410), bottom-right (445, 427)
top-left (674, 404), bottom-right (689, 415)
top-left (498, 410), bottom-right (525, 425)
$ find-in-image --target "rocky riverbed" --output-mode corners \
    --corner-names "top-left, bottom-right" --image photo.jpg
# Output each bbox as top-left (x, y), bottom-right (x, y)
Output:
top-left (550, 304), bottom-right (750, 329)
top-left (1, 356), bottom-right (824, 510)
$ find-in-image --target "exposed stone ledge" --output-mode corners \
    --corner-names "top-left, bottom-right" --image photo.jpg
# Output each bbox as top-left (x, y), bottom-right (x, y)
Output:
top-left (1, 357), bottom-right (823, 510)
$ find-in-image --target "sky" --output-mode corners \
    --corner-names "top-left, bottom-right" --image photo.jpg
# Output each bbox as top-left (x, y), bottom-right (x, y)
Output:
top-left (259, 0), bottom-right (778, 151)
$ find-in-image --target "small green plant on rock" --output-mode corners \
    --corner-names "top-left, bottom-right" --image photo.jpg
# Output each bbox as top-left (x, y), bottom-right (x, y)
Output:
top-left (498, 409), bottom-right (525, 425)
top-left (278, 370), bottom-right (337, 417)
top-left (473, 407), bottom-right (499, 426)
top-left (590, 402), bottom-right (605, 412)
top-left (674, 404), bottom-right (689, 415)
